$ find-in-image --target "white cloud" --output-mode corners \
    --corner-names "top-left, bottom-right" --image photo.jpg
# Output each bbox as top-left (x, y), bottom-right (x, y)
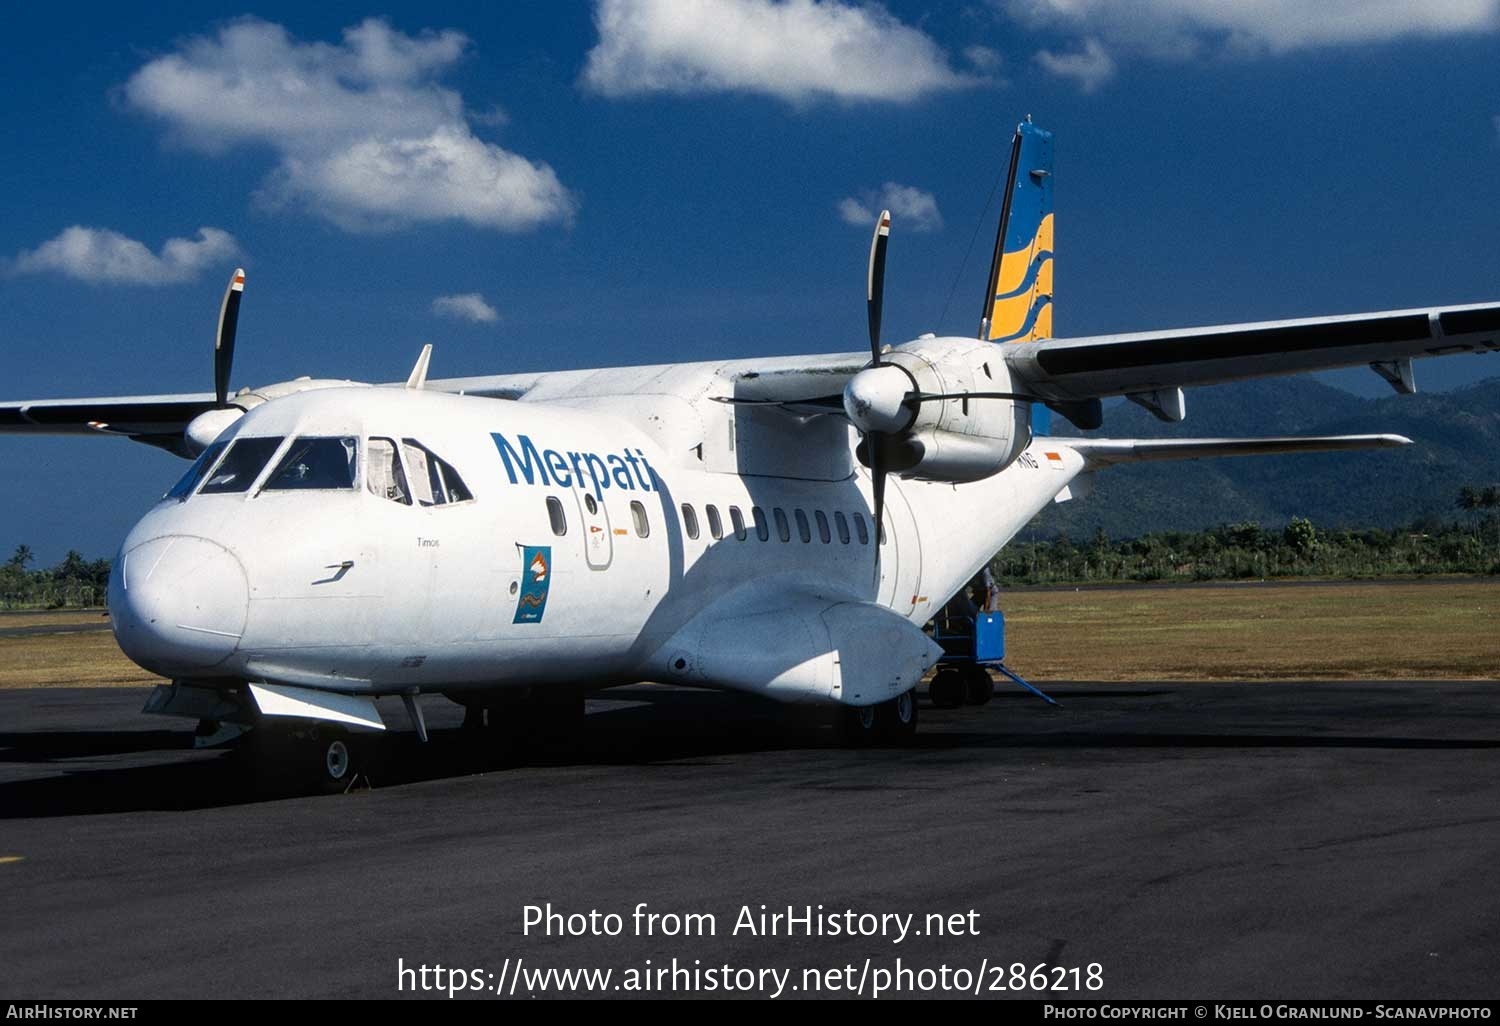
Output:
top-left (11, 226), bottom-right (239, 285)
top-left (1007, 0), bottom-right (1499, 59)
top-left (1034, 37), bottom-right (1115, 92)
top-left (838, 183), bottom-right (942, 233)
top-left (122, 18), bottom-right (575, 233)
top-left (432, 292), bottom-right (499, 324)
top-left (582, 0), bottom-right (977, 103)
top-left (963, 44), bottom-right (1004, 73)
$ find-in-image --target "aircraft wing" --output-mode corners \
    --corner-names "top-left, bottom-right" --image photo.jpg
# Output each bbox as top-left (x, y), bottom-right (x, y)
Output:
top-left (0, 393), bottom-right (217, 454)
top-left (1005, 302), bottom-right (1500, 401)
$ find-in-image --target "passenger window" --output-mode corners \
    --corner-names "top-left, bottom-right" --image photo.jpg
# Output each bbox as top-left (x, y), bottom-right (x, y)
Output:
top-left (366, 437), bottom-right (410, 504)
top-left (167, 440), bottom-right (227, 500)
top-left (585, 494), bottom-right (598, 515)
top-left (794, 509), bottom-right (811, 543)
top-left (815, 510), bottom-right (831, 544)
top-left (263, 436), bottom-right (358, 491)
top-left (682, 503), bottom-right (700, 540)
top-left (631, 500), bottom-right (650, 537)
top-left (773, 508), bottom-right (791, 543)
top-left (706, 504), bottom-right (723, 540)
top-left (834, 511), bottom-right (851, 544)
top-left (731, 506), bottom-right (748, 541)
top-left (751, 506), bottom-right (769, 542)
top-left (401, 439), bottom-right (473, 506)
top-left (200, 436), bottom-right (285, 494)
top-left (546, 496), bottom-right (567, 536)
top-left (853, 512), bottom-right (870, 545)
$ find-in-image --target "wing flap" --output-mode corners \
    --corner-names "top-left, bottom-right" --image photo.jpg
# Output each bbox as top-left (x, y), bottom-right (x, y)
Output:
top-left (1007, 302), bottom-right (1500, 400)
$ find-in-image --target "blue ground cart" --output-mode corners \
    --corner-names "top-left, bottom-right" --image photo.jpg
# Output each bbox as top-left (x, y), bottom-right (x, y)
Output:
top-left (929, 611), bottom-right (1057, 708)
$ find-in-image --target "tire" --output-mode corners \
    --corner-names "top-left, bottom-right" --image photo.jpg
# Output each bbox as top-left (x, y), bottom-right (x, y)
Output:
top-left (963, 667), bottom-right (996, 706)
top-left (839, 703), bottom-right (881, 747)
top-left (876, 689), bottom-right (919, 744)
top-left (314, 730), bottom-right (359, 794)
top-left (929, 668), bottom-right (965, 709)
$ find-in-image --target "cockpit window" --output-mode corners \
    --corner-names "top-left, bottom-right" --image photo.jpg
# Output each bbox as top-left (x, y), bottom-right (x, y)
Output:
top-left (366, 437), bottom-right (410, 505)
top-left (262, 436), bottom-right (359, 491)
top-left (200, 436), bottom-right (286, 494)
top-left (166, 440), bottom-right (228, 500)
top-left (401, 439), bottom-right (472, 506)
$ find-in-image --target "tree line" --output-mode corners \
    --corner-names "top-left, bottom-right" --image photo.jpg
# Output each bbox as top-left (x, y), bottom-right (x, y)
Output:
top-left (1, 546), bottom-right (112, 610)
top-left (994, 491), bottom-right (1500, 586)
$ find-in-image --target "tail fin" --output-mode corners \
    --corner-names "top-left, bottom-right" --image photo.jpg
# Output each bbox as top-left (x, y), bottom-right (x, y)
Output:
top-left (981, 118), bottom-right (1054, 344)
top-left (980, 117), bottom-right (1054, 432)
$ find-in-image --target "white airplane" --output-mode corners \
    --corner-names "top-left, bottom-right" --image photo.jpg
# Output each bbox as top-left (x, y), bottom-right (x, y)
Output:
top-left (3, 120), bottom-right (1496, 791)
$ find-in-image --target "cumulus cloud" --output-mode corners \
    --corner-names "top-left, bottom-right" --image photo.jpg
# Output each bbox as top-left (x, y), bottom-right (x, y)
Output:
top-left (1006, 0), bottom-right (1499, 61)
top-left (581, 0), bottom-right (977, 103)
top-left (838, 183), bottom-right (942, 233)
top-left (1034, 37), bottom-right (1115, 92)
top-left (11, 226), bottom-right (239, 285)
top-left (122, 18), bottom-right (575, 233)
top-left (432, 292), bottom-right (499, 324)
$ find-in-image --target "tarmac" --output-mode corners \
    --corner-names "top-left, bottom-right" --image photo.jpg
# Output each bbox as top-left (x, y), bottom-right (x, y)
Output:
top-left (1, 679), bottom-right (1497, 999)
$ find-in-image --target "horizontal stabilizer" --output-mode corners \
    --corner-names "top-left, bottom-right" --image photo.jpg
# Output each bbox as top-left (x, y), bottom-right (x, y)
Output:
top-left (1065, 433), bottom-right (1411, 470)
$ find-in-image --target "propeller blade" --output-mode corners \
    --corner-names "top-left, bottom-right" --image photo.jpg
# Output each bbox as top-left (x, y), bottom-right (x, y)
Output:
top-left (866, 209), bottom-right (890, 364)
top-left (214, 267), bottom-right (245, 408)
top-left (870, 433), bottom-right (886, 579)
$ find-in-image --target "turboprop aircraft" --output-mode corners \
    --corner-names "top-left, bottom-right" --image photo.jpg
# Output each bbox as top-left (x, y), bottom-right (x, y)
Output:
top-left (3, 119), bottom-right (1497, 791)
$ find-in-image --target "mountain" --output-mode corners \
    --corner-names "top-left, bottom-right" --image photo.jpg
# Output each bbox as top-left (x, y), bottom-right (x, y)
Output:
top-left (1028, 374), bottom-right (1500, 539)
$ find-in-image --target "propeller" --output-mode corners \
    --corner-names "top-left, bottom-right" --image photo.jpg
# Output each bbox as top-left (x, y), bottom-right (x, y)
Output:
top-left (848, 211), bottom-right (900, 576)
top-left (844, 216), bottom-right (1039, 576)
top-left (214, 267), bottom-right (246, 408)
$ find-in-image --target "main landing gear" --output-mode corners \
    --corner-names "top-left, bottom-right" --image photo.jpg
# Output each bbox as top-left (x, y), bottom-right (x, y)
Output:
top-left (928, 665), bottom-right (995, 709)
top-left (839, 689), bottom-right (919, 747)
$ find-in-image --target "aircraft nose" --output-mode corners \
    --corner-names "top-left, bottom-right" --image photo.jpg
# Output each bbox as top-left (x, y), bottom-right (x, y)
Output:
top-left (110, 536), bottom-right (249, 673)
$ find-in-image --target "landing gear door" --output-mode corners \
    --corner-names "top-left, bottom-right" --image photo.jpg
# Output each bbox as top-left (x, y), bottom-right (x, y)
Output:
top-left (573, 489), bottom-right (613, 570)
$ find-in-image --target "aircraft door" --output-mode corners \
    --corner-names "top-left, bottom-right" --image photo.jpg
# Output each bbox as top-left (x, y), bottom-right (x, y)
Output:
top-left (573, 488), bottom-right (613, 570)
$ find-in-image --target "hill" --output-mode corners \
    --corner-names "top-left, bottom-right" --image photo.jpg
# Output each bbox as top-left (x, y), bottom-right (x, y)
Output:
top-left (1030, 374), bottom-right (1500, 539)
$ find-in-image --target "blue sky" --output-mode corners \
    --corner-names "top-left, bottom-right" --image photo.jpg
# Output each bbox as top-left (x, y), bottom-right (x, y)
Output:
top-left (3, 1), bottom-right (1499, 562)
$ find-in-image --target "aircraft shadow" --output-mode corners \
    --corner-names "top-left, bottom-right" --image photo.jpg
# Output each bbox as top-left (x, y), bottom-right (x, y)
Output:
top-left (1, 688), bottom-right (1495, 819)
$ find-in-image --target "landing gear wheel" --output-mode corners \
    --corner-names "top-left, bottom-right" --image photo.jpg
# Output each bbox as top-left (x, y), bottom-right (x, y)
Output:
top-left (314, 729), bottom-right (360, 794)
top-left (963, 667), bottom-right (996, 706)
top-left (876, 689), bottom-right (919, 744)
top-left (839, 704), bottom-right (881, 747)
top-left (929, 668), bottom-right (965, 709)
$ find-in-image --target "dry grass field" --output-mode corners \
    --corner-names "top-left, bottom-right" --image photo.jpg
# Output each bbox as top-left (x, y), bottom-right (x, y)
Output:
top-left (1, 579), bottom-right (1497, 688)
top-left (1001, 580), bottom-right (1500, 680)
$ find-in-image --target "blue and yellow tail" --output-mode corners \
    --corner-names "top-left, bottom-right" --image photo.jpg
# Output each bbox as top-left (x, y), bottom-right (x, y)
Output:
top-left (980, 118), bottom-right (1054, 434)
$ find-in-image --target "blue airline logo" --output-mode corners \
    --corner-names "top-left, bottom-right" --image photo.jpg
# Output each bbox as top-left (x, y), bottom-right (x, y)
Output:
top-left (492, 432), bottom-right (659, 502)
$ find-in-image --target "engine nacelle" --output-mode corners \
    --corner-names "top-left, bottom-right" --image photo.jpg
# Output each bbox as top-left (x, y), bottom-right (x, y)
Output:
top-left (849, 336), bottom-right (1032, 483)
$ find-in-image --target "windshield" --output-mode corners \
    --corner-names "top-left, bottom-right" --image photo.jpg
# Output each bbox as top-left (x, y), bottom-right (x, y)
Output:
top-left (200, 437), bottom-right (286, 494)
top-left (166, 440), bottom-right (227, 500)
top-left (262, 436), bottom-right (359, 491)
